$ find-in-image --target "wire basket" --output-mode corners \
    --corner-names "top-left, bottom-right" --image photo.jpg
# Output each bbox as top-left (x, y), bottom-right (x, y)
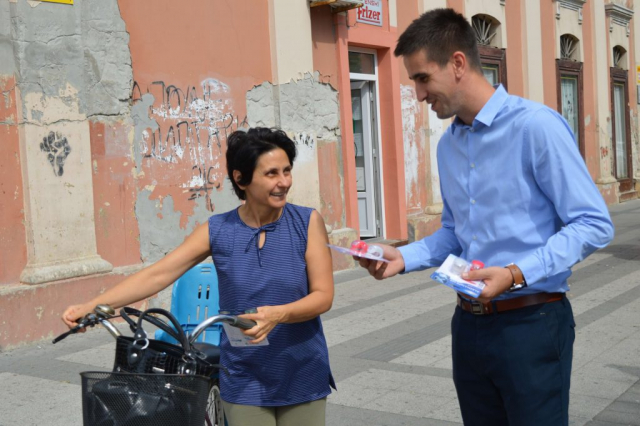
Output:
top-left (81, 371), bottom-right (209, 426)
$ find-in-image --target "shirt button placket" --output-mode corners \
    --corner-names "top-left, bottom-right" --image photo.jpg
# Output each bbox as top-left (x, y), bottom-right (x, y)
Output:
top-left (469, 129), bottom-right (477, 247)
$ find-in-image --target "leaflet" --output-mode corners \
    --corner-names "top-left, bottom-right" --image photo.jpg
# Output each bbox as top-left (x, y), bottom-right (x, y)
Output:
top-left (430, 254), bottom-right (486, 298)
top-left (222, 322), bottom-right (269, 347)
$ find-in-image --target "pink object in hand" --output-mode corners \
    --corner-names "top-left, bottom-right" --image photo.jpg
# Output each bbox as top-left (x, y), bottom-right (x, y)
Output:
top-left (470, 260), bottom-right (484, 270)
top-left (350, 240), bottom-right (368, 254)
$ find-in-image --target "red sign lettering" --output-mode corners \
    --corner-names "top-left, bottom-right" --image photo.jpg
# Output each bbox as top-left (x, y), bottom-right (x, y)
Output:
top-left (356, 1), bottom-right (382, 26)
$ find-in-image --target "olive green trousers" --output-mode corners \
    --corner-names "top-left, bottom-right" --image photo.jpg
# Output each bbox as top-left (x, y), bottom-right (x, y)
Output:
top-left (221, 397), bottom-right (326, 426)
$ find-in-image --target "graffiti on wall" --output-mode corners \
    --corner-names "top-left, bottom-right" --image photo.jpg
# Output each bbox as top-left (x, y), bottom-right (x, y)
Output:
top-left (293, 132), bottom-right (315, 147)
top-left (292, 132), bottom-right (316, 163)
top-left (132, 79), bottom-right (248, 211)
top-left (40, 131), bottom-right (72, 176)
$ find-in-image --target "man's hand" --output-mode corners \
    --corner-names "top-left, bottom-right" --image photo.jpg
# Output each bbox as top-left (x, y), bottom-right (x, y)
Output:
top-left (355, 244), bottom-right (405, 280)
top-left (462, 266), bottom-right (513, 303)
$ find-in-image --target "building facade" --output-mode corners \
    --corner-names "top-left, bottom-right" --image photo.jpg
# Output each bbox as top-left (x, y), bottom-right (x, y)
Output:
top-left (0, 0), bottom-right (638, 349)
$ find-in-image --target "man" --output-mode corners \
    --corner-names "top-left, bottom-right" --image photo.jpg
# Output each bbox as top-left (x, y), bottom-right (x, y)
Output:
top-left (357, 8), bottom-right (614, 426)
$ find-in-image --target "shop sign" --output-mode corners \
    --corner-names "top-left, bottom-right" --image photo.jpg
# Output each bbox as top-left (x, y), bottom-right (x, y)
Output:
top-left (357, 0), bottom-right (382, 27)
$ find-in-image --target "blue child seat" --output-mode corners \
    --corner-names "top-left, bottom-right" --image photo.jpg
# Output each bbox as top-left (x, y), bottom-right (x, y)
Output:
top-left (154, 263), bottom-right (222, 345)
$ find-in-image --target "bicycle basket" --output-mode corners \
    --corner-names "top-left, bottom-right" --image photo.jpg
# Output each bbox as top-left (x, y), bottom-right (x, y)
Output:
top-left (81, 371), bottom-right (209, 426)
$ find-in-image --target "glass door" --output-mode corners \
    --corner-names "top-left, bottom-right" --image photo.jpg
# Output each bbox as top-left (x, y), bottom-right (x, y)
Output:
top-left (560, 75), bottom-right (579, 147)
top-left (350, 81), bottom-right (380, 238)
top-left (613, 83), bottom-right (628, 179)
top-left (610, 67), bottom-right (633, 194)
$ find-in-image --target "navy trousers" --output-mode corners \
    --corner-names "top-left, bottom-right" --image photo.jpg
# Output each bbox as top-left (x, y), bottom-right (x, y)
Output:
top-left (451, 295), bottom-right (576, 426)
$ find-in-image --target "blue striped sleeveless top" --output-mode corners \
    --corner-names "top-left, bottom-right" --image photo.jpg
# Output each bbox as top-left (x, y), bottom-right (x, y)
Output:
top-left (208, 203), bottom-right (335, 406)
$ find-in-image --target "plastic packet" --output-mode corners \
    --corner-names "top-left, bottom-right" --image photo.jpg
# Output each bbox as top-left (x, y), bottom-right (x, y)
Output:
top-left (430, 254), bottom-right (486, 298)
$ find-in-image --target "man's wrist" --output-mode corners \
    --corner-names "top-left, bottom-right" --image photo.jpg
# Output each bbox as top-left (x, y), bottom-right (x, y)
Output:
top-left (505, 263), bottom-right (527, 292)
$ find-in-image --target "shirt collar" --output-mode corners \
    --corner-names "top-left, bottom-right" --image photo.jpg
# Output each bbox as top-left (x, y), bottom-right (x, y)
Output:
top-left (451, 84), bottom-right (508, 131)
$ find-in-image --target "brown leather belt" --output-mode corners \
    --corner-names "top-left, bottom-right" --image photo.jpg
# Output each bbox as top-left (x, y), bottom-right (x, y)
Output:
top-left (457, 292), bottom-right (564, 315)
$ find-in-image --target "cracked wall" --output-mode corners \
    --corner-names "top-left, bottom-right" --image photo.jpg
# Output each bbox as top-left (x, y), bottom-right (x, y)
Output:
top-left (129, 79), bottom-right (242, 263)
top-left (10, 0), bottom-right (131, 121)
top-left (3, 0), bottom-right (134, 284)
top-left (246, 73), bottom-right (345, 231)
top-left (119, 0), bottom-right (273, 264)
top-left (0, 0), bottom-right (25, 284)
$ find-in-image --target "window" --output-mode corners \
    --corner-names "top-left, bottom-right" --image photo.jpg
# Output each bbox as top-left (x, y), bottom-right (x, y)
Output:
top-left (610, 65), bottom-right (633, 192)
top-left (472, 15), bottom-right (508, 88)
top-left (556, 35), bottom-right (583, 157)
top-left (349, 51), bottom-right (375, 75)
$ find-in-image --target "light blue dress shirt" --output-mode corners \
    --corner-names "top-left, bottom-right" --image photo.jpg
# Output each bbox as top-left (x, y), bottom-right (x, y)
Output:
top-left (398, 85), bottom-right (614, 300)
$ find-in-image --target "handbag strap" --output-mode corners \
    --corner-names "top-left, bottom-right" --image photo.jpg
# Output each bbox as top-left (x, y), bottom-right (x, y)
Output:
top-left (119, 307), bottom-right (192, 353)
top-left (138, 308), bottom-right (192, 353)
top-left (120, 307), bottom-right (182, 342)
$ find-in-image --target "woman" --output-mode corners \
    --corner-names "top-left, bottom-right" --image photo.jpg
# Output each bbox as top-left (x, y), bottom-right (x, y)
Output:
top-left (62, 127), bottom-right (336, 426)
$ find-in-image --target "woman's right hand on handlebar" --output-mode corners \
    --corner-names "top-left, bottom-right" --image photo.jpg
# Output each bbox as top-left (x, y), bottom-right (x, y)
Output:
top-left (62, 303), bottom-right (93, 330)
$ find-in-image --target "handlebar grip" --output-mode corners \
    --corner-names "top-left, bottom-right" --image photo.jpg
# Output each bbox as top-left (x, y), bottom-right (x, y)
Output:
top-left (52, 329), bottom-right (74, 344)
top-left (234, 317), bottom-right (257, 330)
top-left (52, 313), bottom-right (98, 344)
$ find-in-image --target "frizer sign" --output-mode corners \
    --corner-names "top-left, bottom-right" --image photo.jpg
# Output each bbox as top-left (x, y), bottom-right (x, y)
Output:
top-left (357, 0), bottom-right (382, 27)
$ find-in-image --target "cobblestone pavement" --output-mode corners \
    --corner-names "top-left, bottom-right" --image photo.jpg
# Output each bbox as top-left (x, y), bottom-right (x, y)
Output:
top-left (1, 200), bottom-right (639, 426)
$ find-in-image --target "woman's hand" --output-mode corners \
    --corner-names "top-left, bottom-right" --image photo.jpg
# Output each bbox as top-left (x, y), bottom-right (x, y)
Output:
top-left (61, 303), bottom-right (94, 330)
top-left (239, 305), bottom-right (284, 344)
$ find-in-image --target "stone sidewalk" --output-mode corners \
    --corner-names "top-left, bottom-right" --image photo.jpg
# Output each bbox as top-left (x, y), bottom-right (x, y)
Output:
top-left (1, 199), bottom-right (639, 425)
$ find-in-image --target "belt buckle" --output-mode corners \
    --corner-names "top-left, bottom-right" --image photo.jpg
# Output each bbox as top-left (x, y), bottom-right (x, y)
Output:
top-left (470, 302), bottom-right (485, 315)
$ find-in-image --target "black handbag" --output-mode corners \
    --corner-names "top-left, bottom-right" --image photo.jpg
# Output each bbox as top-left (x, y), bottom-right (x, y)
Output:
top-left (81, 371), bottom-right (209, 426)
top-left (113, 307), bottom-right (216, 378)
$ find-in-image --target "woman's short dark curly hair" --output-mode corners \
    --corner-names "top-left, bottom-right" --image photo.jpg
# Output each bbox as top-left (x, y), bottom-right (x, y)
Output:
top-left (226, 127), bottom-right (297, 200)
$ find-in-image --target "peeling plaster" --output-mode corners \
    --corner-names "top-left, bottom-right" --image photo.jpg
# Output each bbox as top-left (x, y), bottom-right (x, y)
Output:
top-left (135, 189), bottom-right (236, 264)
top-left (246, 73), bottom-right (340, 211)
top-left (247, 72), bottom-right (340, 141)
top-left (10, 0), bottom-right (132, 119)
top-left (401, 85), bottom-right (420, 208)
top-left (130, 77), bottom-right (244, 261)
top-left (131, 78), bottom-right (243, 202)
top-left (428, 108), bottom-right (444, 206)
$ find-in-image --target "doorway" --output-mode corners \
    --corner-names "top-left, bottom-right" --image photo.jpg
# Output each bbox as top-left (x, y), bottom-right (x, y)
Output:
top-left (349, 48), bottom-right (383, 238)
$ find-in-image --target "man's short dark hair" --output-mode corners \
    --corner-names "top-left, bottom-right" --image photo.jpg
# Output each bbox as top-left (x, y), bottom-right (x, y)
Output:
top-left (226, 127), bottom-right (297, 200)
top-left (394, 8), bottom-right (482, 73)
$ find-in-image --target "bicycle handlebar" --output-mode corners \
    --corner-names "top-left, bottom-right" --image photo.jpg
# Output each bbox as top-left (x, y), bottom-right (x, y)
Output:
top-left (53, 306), bottom-right (256, 346)
top-left (188, 314), bottom-right (256, 344)
top-left (53, 310), bottom-right (123, 344)
top-left (52, 313), bottom-right (98, 344)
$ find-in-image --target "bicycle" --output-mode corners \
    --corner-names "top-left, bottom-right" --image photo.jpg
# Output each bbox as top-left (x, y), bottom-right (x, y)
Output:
top-left (53, 304), bottom-right (255, 426)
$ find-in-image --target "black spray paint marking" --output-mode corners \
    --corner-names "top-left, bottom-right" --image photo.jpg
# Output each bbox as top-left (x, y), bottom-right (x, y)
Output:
top-left (40, 131), bottom-right (71, 177)
top-left (132, 79), bottom-right (248, 211)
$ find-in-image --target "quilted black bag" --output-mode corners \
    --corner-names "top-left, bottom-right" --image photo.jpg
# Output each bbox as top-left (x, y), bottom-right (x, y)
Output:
top-left (81, 371), bottom-right (209, 426)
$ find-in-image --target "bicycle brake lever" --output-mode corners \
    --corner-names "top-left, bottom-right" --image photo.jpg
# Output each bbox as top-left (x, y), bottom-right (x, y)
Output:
top-left (52, 314), bottom-right (98, 344)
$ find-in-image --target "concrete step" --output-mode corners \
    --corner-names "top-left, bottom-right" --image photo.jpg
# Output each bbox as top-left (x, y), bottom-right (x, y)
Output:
top-left (619, 190), bottom-right (638, 203)
top-left (362, 237), bottom-right (408, 248)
